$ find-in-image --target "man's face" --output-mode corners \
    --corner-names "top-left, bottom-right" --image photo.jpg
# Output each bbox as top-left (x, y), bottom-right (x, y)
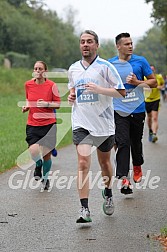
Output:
top-left (117, 37), bottom-right (133, 56)
top-left (80, 33), bottom-right (98, 59)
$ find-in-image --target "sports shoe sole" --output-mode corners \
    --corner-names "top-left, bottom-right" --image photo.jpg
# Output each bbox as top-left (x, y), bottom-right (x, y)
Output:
top-left (76, 217), bottom-right (92, 223)
top-left (40, 180), bottom-right (51, 192)
top-left (152, 136), bottom-right (158, 143)
top-left (103, 203), bottom-right (114, 216)
top-left (102, 190), bottom-right (114, 215)
top-left (40, 186), bottom-right (51, 192)
top-left (121, 186), bottom-right (133, 195)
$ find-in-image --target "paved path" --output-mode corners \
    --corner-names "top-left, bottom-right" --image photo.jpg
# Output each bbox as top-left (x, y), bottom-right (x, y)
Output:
top-left (0, 103), bottom-right (167, 252)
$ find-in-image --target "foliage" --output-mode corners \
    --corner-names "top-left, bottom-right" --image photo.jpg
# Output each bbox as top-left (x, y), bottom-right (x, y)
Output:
top-left (6, 52), bottom-right (30, 68)
top-left (0, 54), bottom-right (4, 65)
top-left (145, 0), bottom-right (167, 25)
top-left (7, 0), bottom-right (27, 8)
top-left (0, 1), bottom-right (117, 69)
top-left (145, 0), bottom-right (167, 44)
top-left (0, 7), bottom-right (166, 68)
top-left (98, 39), bottom-right (117, 60)
top-left (2, 0), bottom-right (165, 72)
top-left (0, 94), bottom-right (27, 173)
top-left (0, 0), bottom-right (81, 69)
top-left (0, 67), bottom-right (31, 95)
top-left (160, 226), bottom-right (167, 237)
top-left (134, 26), bottom-right (167, 74)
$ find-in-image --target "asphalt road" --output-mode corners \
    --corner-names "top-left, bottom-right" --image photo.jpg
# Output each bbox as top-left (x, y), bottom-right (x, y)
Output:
top-left (0, 103), bottom-right (167, 252)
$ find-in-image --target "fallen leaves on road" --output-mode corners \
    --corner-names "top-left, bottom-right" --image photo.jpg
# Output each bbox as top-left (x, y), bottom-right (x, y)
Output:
top-left (153, 235), bottom-right (167, 251)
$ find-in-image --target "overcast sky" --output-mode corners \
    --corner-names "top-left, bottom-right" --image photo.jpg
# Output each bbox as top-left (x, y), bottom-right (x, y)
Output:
top-left (44, 0), bottom-right (153, 40)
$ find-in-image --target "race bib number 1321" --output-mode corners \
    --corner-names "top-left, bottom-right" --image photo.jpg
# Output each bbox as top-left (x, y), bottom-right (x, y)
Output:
top-left (77, 89), bottom-right (99, 103)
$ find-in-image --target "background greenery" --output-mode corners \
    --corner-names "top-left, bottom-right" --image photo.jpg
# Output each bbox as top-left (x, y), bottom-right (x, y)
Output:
top-left (0, 0), bottom-right (166, 73)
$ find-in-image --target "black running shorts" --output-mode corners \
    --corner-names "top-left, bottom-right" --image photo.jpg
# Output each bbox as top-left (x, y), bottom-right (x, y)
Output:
top-left (145, 99), bottom-right (160, 113)
top-left (73, 128), bottom-right (115, 152)
top-left (26, 123), bottom-right (56, 149)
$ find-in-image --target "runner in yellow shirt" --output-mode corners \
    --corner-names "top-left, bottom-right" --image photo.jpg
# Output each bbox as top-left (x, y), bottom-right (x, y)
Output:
top-left (145, 65), bottom-right (164, 142)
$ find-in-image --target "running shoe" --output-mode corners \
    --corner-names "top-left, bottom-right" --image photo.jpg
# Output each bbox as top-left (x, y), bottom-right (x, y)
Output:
top-left (121, 178), bottom-right (133, 194)
top-left (40, 179), bottom-right (50, 192)
top-left (152, 134), bottom-right (158, 143)
top-left (133, 165), bottom-right (142, 183)
top-left (34, 162), bottom-right (42, 181)
top-left (103, 196), bottom-right (114, 216)
top-left (76, 207), bottom-right (92, 223)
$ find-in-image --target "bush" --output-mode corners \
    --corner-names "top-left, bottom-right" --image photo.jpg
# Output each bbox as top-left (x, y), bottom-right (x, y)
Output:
top-left (5, 51), bottom-right (30, 68)
top-left (0, 54), bottom-right (4, 65)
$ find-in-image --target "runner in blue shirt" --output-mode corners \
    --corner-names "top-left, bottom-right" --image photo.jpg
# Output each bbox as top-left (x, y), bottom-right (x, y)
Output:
top-left (108, 32), bottom-right (157, 194)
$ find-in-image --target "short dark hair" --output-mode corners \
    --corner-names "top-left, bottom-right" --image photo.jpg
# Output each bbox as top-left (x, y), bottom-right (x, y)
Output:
top-left (115, 33), bottom-right (130, 44)
top-left (80, 30), bottom-right (99, 44)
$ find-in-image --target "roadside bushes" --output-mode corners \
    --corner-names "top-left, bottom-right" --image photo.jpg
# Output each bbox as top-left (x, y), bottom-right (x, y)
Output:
top-left (5, 51), bottom-right (30, 68)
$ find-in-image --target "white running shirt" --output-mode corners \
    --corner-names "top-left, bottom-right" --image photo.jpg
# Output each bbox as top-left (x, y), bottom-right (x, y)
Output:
top-left (68, 56), bottom-right (124, 136)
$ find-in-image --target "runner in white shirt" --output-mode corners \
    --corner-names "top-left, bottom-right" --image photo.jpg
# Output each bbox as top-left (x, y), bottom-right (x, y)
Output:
top-left (68, 55), bottom-right (124, 136)
top-left (68, 30), bottom-right (125, 223)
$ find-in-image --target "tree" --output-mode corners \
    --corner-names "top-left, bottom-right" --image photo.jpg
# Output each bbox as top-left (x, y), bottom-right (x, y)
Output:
top-left (7, 0), bottom-right (46, 9)
top-left (0, 1), bottom-right (80, 68)
top-left (7, 0), bottom-right (27, 8)
top-left (98, 39), bottom-right (116, 60)
top-left (0, 0), bottom-right (116, 69)
top-left (145, 0), bottom-right (167, 44)
top-left (145, 0), bottom-right (167, 25)
top-left (134, 26), bottom-right (166, 74)
top-left (62, 5), bottom-right (79, 32)
top-left (26, 0), bottom-right (46, 9)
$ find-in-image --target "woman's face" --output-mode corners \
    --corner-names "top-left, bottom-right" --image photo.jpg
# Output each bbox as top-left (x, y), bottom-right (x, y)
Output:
top-left (33, 62), bottom-right (46, 79)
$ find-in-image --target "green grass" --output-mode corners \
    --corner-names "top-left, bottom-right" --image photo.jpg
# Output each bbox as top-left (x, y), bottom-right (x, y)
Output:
top-left (0, 94), bottom-right (27, 172)
top-left (160, 226), bottom-right (167, 237)
top-left (0, 68), bottom-right (72, 173)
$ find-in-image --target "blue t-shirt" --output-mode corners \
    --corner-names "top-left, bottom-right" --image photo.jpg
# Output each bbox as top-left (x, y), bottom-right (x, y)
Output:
top-left (108, 54), bottom-right (153, 115)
